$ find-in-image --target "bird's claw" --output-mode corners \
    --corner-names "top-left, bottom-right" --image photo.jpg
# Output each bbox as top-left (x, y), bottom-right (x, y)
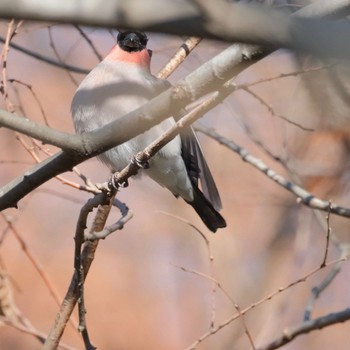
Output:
top-left (132, 154), bottom-right (149, 169)
top-left (96, 181), bottom-right (111, 192)
top-left (109, 173), bottom-right (129, 190)
top-left (96, 174), bottom-right (129, 192)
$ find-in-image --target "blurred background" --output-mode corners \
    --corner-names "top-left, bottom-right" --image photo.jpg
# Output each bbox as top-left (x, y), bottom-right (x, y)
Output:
top-left (0, 16), bottom-right (350, 350)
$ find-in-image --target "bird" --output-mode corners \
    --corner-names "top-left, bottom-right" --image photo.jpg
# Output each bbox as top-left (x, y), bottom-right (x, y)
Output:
top-left (71, 31), bottom-right (226, 232)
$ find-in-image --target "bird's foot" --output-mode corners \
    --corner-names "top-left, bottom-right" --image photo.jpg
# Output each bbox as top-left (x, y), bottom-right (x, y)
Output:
top-left (110, 173), bottom-right (129, 190)
top-left (96, 173), bottom-right (129, 192)
top-left (131, 153), bottom-right (149, 169)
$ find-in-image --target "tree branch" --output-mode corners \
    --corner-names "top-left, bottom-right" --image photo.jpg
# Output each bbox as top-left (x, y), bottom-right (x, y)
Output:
top-left (257, 308), bottom-right (350, 350)
top-left (0, 1), bottom-right (350, 58)
top-left (0, 35), bottom-right (90, 74)
top-left (195, 125), bottom-right (350, 219)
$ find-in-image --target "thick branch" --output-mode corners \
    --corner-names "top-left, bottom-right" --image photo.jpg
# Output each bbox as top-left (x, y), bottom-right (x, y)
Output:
top-left (0, 1), bottom-right (350, 58)
top-left (0, 109), bottom-right (83, 152)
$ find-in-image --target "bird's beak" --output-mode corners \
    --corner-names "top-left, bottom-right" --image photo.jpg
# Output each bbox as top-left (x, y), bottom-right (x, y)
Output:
top-left (124, 33), bottom-right (140, 49)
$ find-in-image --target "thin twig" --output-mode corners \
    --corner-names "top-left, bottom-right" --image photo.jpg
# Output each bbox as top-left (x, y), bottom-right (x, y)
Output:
top-left (242, 64), bottom-right (334, 89)
top-left (48, 27), bottom-right (79, 85)
top-left (157, 211), bottom-right (218, 328)
top-left (303, 260), bottom-right (343, 322)
top-left (43, 193), bottom-right (115, 350)
top-left (195, 125), bottom-right (350, 218)
top-left (174, 265), bottom-right (256, 350)
top-left (241, 86), bottom-right (314, 132)
top-left (0, 35), bottom-right (89, 74)
top-left (321, 201), bottom-right (332, 268)
top-left (1, 19), bottom-right (17, 112)
top-left (0, 317), bottom-right (78, 350)
top-left (1, 213), bottom-right (79, 331)
top-left (257, 308), bottom-right (350, 350)
top-left (157, 37), bottom-right (201, 79)
top-left (73, 26), bottom-right (103, 61)
top-left (8, 78), bottom-right (50, 125)
top-left (185, 257), bottom-right (346, 349)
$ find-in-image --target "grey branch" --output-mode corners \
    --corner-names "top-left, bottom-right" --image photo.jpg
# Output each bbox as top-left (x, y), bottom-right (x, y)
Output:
top-left (257, 308), bottom-right (350, 350)
top-left (196, 125), bottom-right (350, 219)
top-left (0, 1), bottom-right (350, 59)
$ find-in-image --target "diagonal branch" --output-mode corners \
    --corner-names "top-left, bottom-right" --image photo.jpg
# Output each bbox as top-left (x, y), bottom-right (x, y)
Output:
top-left (257, 308), bottom-right (350, 350)
top-left (0, 35), bottom-right (90, 74)
top-left (195, 125), bottom-right (350, 218)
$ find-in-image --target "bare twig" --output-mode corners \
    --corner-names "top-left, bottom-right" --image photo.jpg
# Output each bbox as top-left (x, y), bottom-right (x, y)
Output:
top-left (8, 78), bottom-right (50, 125)
top-left (43, 193), bottom-right (114, 350)
top-left (303, 260), bottom-right (343, 322)
top-left (0, 317), bottom-right (78, 350)
top-left (196, 125), bottom-right (350, 218)
top-left (73, 26), bottom-right (103, 61)
top-left (84, 203), bottom-right (133, 240)
top-left (0, 35), bottom-right (89, 74)
top-left (0, 212), bottom-right (79, 329)
top-left (242, 64), bottom-right (334, 89)
top-left (303, 239), bottom-right (348, 322)
top-left (157, 37), bottom-right (202, 79)
top-left (157, 211), bottom-right (218, 328)
top-left (48, 27), bottom-right (79, 86)
top-left (18, 136), bottom-right (99, 194)
top-left (174, 265), bottom-right (256, 350)
top-left (186, 257), bottom-right (346, 349)
top-left (241, 86), bottom-right (314, 132)
top-left (321, 201), bottom-right (332, 268)
top-left (257, 308), bottom-right (350, 350)
top-left (1, 19), bottom-right (17, 112)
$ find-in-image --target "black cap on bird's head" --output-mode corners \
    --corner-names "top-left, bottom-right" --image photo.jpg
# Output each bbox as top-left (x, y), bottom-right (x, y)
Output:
top-left (117, 31), bottom-right (148, 52)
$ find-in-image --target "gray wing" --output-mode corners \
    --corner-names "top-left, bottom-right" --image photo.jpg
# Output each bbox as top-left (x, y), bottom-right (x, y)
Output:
top-left (156, 78), bottom-right (223, 210)
top-left (180, 128), bottom-right (223, 211)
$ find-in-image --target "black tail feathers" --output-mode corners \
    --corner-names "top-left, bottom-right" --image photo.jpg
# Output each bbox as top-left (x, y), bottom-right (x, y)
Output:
top-left (187, 185), bottom-right (226, 233)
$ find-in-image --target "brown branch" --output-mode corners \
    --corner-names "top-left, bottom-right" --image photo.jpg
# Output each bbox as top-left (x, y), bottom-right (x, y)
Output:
top-left (42, 193), bottom-right (114, 350)
top-left (157, 37), bottom-right (202, 79)
top-left (0, 317), bottom-right (78, 350)
top-left (1, 19), bottom-right (17, 112)
top-left (1, 213), bottom-right (79, 330)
